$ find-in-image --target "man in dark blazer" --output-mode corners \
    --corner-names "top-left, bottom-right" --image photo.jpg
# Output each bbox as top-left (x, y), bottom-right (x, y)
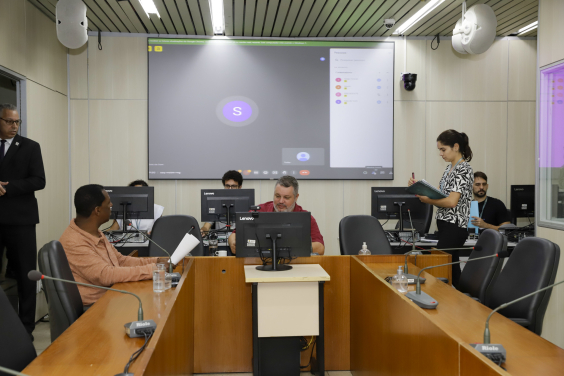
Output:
top-left (0, 103), bottom-right (46, 340)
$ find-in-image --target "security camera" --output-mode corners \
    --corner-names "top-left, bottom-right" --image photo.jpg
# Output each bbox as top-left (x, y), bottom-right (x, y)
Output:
top-left (401, 73), bottom-right (417, 91)
top-left (384, 19), bottom-right (396, 29)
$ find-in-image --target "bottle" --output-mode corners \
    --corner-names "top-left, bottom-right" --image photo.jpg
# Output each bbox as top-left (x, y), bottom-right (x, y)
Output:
top-left (392, 266), bottom-right (408, 293)
top-left (358, 242), bottom-right (371, 255)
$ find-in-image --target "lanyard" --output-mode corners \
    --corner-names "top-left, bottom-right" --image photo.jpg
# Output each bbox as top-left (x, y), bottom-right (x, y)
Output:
top-left (440, 158), bottom-right (463, 193)
top-left (479, 197), bottom-right (488, 218)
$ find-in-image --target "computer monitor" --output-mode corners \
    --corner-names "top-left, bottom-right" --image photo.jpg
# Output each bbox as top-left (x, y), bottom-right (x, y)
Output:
top-left (105, 186), bottom-right (155, 231)
top-left (510, 185), bottom-right (535, 224)
top-left (235, 212), bottom-right (311, 271)
top-left (201, 189), bottom-right (255, 227)
top-left (371, 187), bottom-right (432, 233)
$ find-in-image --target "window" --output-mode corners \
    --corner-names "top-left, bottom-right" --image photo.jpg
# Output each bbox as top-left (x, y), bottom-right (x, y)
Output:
top-left (538, 62), bottom-right (564, 229)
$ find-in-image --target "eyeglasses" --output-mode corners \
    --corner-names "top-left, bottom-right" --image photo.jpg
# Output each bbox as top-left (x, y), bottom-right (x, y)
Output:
top-left (224, 184), bottom-right (240, 189)
top-left (0, 118), bottom-right (22, 126)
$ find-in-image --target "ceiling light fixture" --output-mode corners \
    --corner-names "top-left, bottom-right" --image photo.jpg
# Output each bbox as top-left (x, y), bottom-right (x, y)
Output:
top-left (209, 0), bottom-right (225, 35)
top-left (518, 21), bottom-right (538, 35)
top-left (394, 0), bottom-right (445, 35)
top-left (139, 0), bottom-right (160, 18)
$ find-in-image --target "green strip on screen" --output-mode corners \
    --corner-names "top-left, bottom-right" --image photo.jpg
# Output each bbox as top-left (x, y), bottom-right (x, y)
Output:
top-left (147, 38), bottom-right (388, 48)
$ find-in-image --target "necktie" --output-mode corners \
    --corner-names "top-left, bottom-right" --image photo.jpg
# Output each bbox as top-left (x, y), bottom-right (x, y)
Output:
top-left (0, 140), bottom-right (5, 163)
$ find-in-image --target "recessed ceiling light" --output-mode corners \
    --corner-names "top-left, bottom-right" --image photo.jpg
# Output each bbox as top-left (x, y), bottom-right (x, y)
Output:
top-left (394, 0), bottom-right (445, 35)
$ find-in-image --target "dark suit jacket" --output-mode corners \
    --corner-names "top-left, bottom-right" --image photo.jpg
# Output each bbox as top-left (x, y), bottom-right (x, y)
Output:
top-left (0, 134), bottom-right (46, 225)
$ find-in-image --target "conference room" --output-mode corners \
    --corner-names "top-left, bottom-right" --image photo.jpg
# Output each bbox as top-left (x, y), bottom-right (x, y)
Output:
top-left (1, 0), bottom-right (564, 375)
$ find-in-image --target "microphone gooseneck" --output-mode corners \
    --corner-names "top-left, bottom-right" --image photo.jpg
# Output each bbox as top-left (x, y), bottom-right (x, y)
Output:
top-left (127, 222), bottom-right (175, 274)
top-left (483, 279), bottom-right (564, 344)
top-left (415, 253), bottom-right (502, 295)
top-left (28, 271), bottom-right (144, 321)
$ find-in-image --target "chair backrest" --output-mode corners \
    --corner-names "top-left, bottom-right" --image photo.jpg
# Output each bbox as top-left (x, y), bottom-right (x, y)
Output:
top-left (457, 229), bottom-right (506, 302)
top-left (486, 237), bottom-right (560, 335)
top-left (38, 241), bottom-right (84, 342)
top-left (148, 215), bottom-right (204, 257)
top-left (0, 288), bottom-right (37, 374)
top-left (395, 203), bottom-right (434, 235)
top-left (339, 215), bottom-right (392, 255)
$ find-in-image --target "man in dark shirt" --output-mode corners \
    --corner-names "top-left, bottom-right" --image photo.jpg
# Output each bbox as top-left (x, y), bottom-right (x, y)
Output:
top-left (227, 175), bottom-right (324, 255)
top-left (470, 171), bottom-right (511, 231)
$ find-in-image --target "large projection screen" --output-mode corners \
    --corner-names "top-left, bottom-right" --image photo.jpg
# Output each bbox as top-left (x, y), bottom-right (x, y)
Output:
top-left (148, 38), bottom-right (394, 180)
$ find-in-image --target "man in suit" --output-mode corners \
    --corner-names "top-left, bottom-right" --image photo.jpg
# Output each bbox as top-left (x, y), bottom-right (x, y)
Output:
top-left (0, 103), bottom-right (46, 341)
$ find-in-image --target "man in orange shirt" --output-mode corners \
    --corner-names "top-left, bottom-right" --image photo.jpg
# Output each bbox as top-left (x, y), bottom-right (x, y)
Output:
top-left (60, 184), bottom-right (168, 306)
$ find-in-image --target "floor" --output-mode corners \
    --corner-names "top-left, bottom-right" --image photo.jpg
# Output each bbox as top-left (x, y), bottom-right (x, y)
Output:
top-left (32, 322), bottom-right (352, 376)
top-left (32, 320), bottom-right (51, 356)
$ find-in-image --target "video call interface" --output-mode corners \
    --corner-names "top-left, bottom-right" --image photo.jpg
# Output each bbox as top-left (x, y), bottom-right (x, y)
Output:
top-left (148, 39), bottom-right (394, 180)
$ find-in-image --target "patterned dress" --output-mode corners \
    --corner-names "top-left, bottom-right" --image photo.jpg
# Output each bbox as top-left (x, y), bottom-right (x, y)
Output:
top-left (436, 161), bottom-right (474, 228)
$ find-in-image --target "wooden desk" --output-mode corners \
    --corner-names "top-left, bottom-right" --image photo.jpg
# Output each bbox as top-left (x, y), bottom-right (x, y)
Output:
top-left (35, 252), bottom-right (563, 375)
top-left (351, 257), bottom-right (564, 375)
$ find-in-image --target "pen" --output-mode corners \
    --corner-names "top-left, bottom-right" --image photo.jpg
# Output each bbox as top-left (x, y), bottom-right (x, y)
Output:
top-left (412, 172), bottom-right (415, 179)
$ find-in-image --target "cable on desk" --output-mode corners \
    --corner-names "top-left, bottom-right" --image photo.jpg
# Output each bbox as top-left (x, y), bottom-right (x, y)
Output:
top-left (122, 330), bottom-right (153, 374)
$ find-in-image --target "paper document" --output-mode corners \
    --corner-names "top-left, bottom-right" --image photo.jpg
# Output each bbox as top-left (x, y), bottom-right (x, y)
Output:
top-left (467, 201), bottom-right (479, 234)
top-left (171, 233), bottom-right (200, 264)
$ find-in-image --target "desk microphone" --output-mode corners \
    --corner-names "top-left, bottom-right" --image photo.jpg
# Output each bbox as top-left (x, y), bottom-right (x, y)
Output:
top-left (405, 246), bottom-right (508, 309)
top-left (128, 223), bottom-right (195, 279)
top-left (470, 278), bottom-right (564, 364)
top-left (28, 270), bottom-right (156, 338)
top-left (0, 365), bottom-right (30, 376)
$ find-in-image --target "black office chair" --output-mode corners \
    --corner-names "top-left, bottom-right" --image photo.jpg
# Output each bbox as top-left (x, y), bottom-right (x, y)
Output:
top-left (0, 287), bottom-right (37, 375)
top-left (339, 215), bottom-right (392, 255)
top-left (485, 237), bottom-right (560, 335)
top-left (395, 203), bottom-right (434, 235)
top-left (38, 241), bottom-right (84, 342)
top-left (148, 215), bottom-right (204, 257)
top-left (457, 229), bottom-right (506, 303)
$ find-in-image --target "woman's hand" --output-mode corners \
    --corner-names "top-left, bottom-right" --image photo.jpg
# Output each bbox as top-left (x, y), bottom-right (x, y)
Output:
top-left (408, 177), bottom-right (418, 186)
top-left (417, 195), bottom-right (431, 204)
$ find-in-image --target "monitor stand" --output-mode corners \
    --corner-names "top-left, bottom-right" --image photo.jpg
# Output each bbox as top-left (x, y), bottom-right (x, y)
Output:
top-left (119, 201), bottom-right (134, 232)
top-left (256, 233), bottom-right (293, 271)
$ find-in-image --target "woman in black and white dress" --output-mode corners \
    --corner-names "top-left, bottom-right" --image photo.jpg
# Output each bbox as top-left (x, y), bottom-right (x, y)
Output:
top-left (408, 129), bottom-right (474, 287)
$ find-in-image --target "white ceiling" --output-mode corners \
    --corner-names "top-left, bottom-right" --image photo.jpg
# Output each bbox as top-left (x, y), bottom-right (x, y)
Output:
top-left (29, 0), bottom-right (538, 37)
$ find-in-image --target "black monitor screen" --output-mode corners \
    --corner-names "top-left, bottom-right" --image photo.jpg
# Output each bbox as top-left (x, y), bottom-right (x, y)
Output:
top-left (201, 189), bottom-right (255, 223)
top-left (371, 187), bottom-right (431, 233)
top-left (511, 185), bottom-right (535, 221)
top-left (235, 212), bottom-right (311, 259)
top-left (105, 186), bottom-right (154, 220)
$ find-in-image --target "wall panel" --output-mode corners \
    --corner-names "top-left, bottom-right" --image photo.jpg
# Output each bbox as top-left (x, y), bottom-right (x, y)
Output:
top-left (25, 2), bottom-right (68, 94)
top-left (426, 39), bottom-right (508, 101)
top-left (27, 81), bottom-right (69, 247)
top-left (507, 101), bottom-right (536, 206)
top-left (69, 44), bottom-right (88, 99)
top-left (394, 39), bottom-right (426, 101)
top-left (539, 0), bottom-right (564, 67)
top-left (0, 0), bottom-right (27, 76)
top-left (87, 36), bottom-right (147, 99)
top-left (508, 40), bottom-right (537, 101)
top-left (88, 100), bottom-right (148, 183)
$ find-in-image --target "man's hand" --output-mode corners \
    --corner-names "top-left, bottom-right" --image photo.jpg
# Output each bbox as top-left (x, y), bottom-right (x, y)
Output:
top-left (471, 216), bottom-right (489, 229)
top-left (0, 181), bottom-right (8, 196)
top-left (228, 233), bottom-right (236, 254)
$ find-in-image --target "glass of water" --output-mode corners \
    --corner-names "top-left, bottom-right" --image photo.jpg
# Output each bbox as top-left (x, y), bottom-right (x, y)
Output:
top-left (164, 272), bottom-right (172, 290)
top-left (153, 263), bottom-right (166, 293)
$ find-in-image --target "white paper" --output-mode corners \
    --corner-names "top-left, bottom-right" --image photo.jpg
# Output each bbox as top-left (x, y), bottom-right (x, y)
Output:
top-left (170, 233), bottom-right (200, 264)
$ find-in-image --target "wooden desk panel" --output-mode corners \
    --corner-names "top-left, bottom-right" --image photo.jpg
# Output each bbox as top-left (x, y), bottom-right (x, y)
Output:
top-left (23, 261), bottom-right (194, 376)
top-left (350, 257), bottom-right (460, 376)
top-left (356, 258), bottom-right (564, 376)
top-left (193, 256), bottom-right (351, 373)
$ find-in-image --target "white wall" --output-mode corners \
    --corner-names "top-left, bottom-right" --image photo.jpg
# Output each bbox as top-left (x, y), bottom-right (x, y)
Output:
top-left (0, 0), bottom-right (69, 250)
top-left (68, 35), bottom-right (537, 255)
